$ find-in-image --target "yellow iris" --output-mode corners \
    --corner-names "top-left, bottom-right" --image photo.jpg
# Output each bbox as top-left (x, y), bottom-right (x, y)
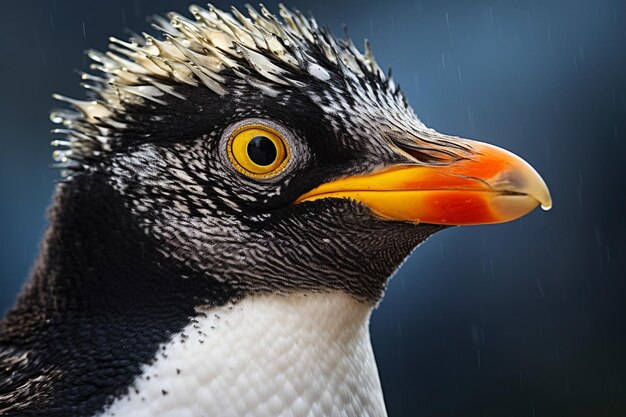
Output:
top-left (227, 124), bottom-right (290, 179)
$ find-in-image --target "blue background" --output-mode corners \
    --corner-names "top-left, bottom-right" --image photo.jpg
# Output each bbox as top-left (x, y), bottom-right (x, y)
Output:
top-left (1, 0), bottom-right (625, 416)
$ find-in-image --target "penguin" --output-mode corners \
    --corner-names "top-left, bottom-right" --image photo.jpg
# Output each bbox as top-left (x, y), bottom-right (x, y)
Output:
top-left (0, 4), bottom-right (552, 417)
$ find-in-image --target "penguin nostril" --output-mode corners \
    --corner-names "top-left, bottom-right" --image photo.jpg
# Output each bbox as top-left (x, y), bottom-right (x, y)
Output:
top-left (397, 145), bottom-right (456, 165)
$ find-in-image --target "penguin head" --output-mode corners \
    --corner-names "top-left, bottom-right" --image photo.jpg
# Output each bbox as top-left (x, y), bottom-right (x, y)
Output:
top-left (52, 4), bottom-right (551, 302)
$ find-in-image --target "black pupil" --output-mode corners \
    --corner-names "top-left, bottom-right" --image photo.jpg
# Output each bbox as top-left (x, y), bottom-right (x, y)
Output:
top-left (247, 136), bottom-right (278, 166)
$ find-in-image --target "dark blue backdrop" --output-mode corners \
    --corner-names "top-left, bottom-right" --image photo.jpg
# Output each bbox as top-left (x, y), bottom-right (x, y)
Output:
top-left (1, 1), bottom-right (625, 416)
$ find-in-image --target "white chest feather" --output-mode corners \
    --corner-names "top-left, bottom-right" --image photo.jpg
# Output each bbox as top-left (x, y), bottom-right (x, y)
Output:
top-left (99, 292), bottom-right (387, 417)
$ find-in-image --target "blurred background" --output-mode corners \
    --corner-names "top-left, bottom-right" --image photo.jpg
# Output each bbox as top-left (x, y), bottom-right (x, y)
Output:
top-left (1, 0), bottom-right (625, 415)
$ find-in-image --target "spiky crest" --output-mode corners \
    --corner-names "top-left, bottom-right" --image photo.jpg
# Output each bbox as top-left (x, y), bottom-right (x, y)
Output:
top-left (50, 3), bottom-right (413, 170)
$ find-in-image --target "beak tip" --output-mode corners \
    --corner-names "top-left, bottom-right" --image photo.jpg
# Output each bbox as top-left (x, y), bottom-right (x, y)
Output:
top-left (540, 198), bottom-right (553, 211)
top-left (510, 156), bottom-right (553, 213)
top-left (532, 177), bottom-right (552, 212)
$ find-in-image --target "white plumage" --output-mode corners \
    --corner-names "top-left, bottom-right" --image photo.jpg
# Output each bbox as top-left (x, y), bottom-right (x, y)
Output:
top-left (100, 293), bottom-right (387, 417)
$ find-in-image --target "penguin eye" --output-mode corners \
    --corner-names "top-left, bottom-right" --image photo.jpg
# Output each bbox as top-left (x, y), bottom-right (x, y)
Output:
top-left (227, 124), bottom-right (290, 179)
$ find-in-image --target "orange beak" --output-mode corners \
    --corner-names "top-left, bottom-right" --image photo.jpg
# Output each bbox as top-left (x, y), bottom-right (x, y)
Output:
top-left (295, 140), bottom-right (552, 225)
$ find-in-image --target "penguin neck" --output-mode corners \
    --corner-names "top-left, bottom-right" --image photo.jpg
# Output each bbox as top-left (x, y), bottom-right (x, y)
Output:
top-left (100, 292), bottom-right (389, 417)
top-left (1, 174), bottom-right (239, 417)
